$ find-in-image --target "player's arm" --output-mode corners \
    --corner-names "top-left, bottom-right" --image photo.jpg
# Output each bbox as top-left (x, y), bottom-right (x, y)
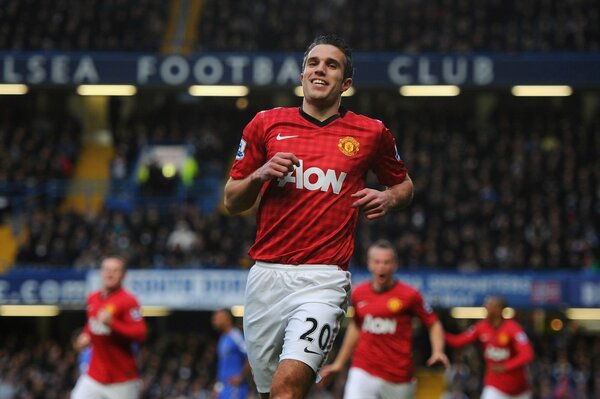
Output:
top-left (73, 328), bottom-right (91, 352)
top-left (496, 330), bottom-right (534, 372)
top-left (105, 302), bottom-right (147, 343)
top-left (228, 359), bottom-right (252, 386)
top-left (351, 176), bottom-right (413, 220)
top-left (319, 319), bottom-right (360, 385)
top-left (224, 152), bottom-right (300, 214)
top-left (427, 320), bottom-right (450, 367)
top-left (445, 324), bottom-right (479, 348)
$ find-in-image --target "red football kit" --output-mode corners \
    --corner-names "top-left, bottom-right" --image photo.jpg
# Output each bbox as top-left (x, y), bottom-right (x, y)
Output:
top-left (445, 319), bottom-right (534, 396)
top-left (350, 280), bottom-right (438, 383)
top-left (230, 107), bottom-right (408, 269)
top-left (84, 287), bottom-right (147, 384)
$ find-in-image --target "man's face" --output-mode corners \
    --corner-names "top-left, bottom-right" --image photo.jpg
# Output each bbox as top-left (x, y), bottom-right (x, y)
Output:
top-left (100, 257), bottom-right (125, 291)
top-left (367, 247), bottom-right (397, 290)
top-left (211, 310), bottom-right (228, 331)
top-left (301, 44), bottom-right (352, 106)
top-left (484, 297), bottom-right (504, 319)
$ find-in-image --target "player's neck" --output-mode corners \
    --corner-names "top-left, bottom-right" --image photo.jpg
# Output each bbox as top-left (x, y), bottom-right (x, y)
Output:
top-left (371, 280), bottom-right (395, 293)
top-left (102, 286), bottom-right (120, 297)
top-left (301, 99), bottom-right (341, 122)
top-left (489, 317), bottom-right (503, 328)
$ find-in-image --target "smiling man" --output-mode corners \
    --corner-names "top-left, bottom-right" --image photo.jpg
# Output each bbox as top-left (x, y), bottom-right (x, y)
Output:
top-left (224, 34), bottom-right (414, 399)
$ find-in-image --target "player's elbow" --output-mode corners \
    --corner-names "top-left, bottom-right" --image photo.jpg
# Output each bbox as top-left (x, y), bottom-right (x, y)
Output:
top-left (223, 196), bottom-right (246, 215)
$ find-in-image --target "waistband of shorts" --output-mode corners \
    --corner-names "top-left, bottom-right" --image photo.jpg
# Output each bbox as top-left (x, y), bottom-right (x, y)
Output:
top-left (254, 261), bottom-right (342, 272)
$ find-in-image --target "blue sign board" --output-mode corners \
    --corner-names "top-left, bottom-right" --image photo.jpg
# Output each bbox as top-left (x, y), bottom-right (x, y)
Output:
top-left (0, 268), bottom-right (596, 308)
top-left (1, 52), bottom-right (599, 87)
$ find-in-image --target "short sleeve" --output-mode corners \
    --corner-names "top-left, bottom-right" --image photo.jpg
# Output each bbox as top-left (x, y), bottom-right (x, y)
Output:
top-left (371, 126), bottom-right (408, 187)
top-left (230, 111), bottom-right (267, 180)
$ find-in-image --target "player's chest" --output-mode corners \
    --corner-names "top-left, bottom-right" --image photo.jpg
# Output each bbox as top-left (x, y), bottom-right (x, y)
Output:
top-left (480, 329), bottom-right (511, 348)
top-left (356, 294), bottom-right (409, 319)
top-left (88, 297), bottom-right (120, 318)
top-left (265, 127), bottom-right (374, 171)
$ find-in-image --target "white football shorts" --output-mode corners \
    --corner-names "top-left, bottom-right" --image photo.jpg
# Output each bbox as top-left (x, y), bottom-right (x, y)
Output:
top-left (344, 367), bottom-right (416, 399)
top-left (481, 386), bottom-right (532, 399)
top-left (243, 261), bottom-right (351, 394)
top-left (71, 374), bottom-right (140, 399)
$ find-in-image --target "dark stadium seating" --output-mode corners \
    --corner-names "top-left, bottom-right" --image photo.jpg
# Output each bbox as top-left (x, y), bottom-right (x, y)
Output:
top-left (197, 0), bottom-right (600, 52)
top-left (11, 94), bottom-right (598, 272)
top-left (0, 0), bottom-right (169, 51)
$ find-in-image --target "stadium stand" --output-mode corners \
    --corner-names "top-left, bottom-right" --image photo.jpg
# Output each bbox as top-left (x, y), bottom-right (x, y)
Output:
top-left (197, 0), bottom-right (600, 52)
top-left (7, 94), bottom-right (597, 272)
top-left (0, 0), bottom-right (169, 51)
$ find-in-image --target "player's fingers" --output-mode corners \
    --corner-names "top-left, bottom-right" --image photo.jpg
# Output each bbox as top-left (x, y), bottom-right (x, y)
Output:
top-left (350, 189), bottom-right (367, 198)
top-left (275, 152), bottom-right (300, 166)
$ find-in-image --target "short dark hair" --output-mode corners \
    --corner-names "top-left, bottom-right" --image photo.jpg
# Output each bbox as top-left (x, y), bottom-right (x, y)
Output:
top-left (368, 239), bottom-right (398, 260)
top-left (303, 34), bottom-right (354, 80)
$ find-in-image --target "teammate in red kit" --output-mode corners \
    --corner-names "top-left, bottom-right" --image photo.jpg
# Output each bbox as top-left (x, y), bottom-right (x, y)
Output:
top-left (224, 34), bottom-right (413, 398)
top-left (445, 296), bottom-right (534, 399)
top-left (71, 256), bottom-right (147, 399)
top-left (320, 240), bottom-right (449, 399)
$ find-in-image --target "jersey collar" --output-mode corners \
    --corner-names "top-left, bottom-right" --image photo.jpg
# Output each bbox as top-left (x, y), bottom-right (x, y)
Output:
top-left (299, 106), bottom-right (347, 127)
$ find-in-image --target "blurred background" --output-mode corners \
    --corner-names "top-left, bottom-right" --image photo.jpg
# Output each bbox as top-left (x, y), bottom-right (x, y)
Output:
top-left (0, 0), bottom-right (599, 398)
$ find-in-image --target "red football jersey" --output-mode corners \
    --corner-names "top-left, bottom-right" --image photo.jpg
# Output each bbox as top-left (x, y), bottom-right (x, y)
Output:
top-left (84, 287), bottom-right (147, 383)
top-left (445, 319), bottom-right (534, 395)
top-left (230, 107), bottom-right (407, 269)
top-left (350, 280), bottom-right (438, 383)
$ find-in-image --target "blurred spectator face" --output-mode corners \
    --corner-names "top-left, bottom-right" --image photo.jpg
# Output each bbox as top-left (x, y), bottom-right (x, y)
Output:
top-left (100, 257), bottom-right (126, 292)
top-left (367, 246), bottom-right (397, 291)
top-left (301, 44), bottom-right (352, 107)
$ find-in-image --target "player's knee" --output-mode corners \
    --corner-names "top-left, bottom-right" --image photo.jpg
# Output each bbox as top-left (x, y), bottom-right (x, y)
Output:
top-left (270, 359), bottom-right (315, 399)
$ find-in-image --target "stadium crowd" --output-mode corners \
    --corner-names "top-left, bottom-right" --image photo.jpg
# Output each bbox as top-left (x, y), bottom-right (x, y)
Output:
top-left (5, 95), bottom-right (598, 272)
top-left (0, 0), bottom-right (168, 51)
top-left (197, 0), bottom-right (600, 52)
top-left (0, 324), bottom-right (598, 398)
top-left (0, 0), bottom-right (598, 53)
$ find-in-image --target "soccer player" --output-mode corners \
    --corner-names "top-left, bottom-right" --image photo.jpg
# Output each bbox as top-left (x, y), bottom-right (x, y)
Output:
top-left (319, 240), bottom-right (449, 399)
top-left (212, 308), bottom-right (251, 399)
top-left (224, 34), bottom-right (414, 398)
top-left (445, 296), bottom-right (534, 399)
top-left (71, 256), bottom-right (147, 399)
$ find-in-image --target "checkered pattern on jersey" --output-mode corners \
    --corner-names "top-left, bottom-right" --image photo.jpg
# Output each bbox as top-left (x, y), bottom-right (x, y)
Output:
top-left (230, 107), bottom-right (407, 269)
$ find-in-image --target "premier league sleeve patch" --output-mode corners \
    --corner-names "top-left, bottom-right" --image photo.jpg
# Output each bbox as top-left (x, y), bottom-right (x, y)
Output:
top-left (130, 307), bottom-right (143, 321)
top-left (236, 138), bottom-right (247, 160)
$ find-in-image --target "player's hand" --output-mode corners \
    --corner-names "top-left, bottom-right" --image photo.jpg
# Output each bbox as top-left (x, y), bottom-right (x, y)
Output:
top-left (351, 188), bottom-right (393, 219)
top-left (252, 152), bottom-right (300, 182)
top-left (426, 351), bottom-right (450, 368)
top-left (97, 309), bottom-right (113, 326)
top-left (227, 374), bottom-right (243, 386)
top-left (318, 363), bottom-right (343, 387)
top-left (74, 332), bottom-right (91, 351)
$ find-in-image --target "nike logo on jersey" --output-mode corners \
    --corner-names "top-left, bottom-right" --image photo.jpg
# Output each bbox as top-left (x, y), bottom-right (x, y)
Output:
top-left (276, 133), bottom-right (299, 141)
top-left (304, 347), bottom-right (320, 355)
